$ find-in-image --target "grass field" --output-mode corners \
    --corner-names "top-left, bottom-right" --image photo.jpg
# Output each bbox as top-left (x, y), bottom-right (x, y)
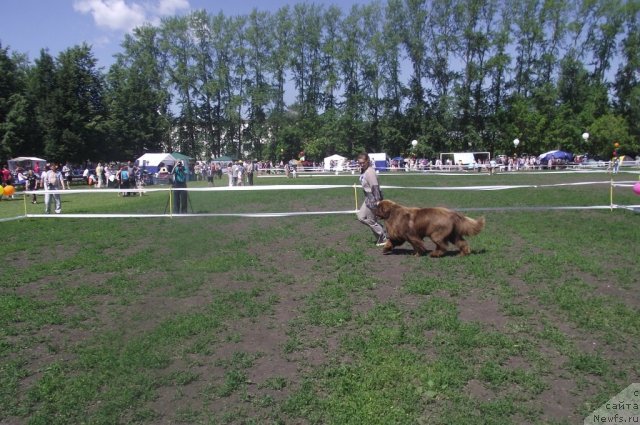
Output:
top-left (1, 170), bottom-right (639, 424)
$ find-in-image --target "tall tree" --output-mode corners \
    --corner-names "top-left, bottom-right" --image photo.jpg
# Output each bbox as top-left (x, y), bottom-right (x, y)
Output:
top-left (320, 5), bottom-right (342, 111)
top-left (26, 50), bottom-right (57, 159)
top-left (161, 15), bottom-right (197, 156)
top-left (508, 0), bottom-right (544, 97)
top-left (107, 25), bottom-right (170, 160)
top-left (45, 44), bottom-right (105, 163)
top-left (266, 6), bottom-right (293, 160)
top-left (0, 43), bottom-right (21, 160)
top-left (190, 10), bottom-right (218, 160)
top-left (290, 3), bottom-right (324, 116)
top-left (454, 0), bottom-right (497, 151)
top-left (244, 9), bottom-right (273, 159)
top-left (338, 6), bottom-right (367, 155)
top-left (612, 0), bottom-right (640, 153)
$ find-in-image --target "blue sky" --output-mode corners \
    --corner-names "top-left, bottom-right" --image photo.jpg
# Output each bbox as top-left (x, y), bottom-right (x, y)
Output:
top-left (0, 0), bottom-right (366, 70)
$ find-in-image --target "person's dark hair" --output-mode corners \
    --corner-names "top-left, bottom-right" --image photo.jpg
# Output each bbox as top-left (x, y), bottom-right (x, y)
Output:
top-left (357, 153), bottom-right (370, 162)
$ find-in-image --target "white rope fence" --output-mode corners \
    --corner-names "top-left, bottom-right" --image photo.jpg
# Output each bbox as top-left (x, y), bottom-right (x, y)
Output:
top-left (8, 180), bottom-right (639, 220)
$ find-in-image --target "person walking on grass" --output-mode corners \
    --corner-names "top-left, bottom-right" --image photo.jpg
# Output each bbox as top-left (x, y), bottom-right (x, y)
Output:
top-left (356, 152), bottom-right (388, 246)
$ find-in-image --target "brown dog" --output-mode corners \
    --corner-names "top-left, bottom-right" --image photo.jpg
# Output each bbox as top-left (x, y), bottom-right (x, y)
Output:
top-left (375, 200), bottom-right (485, 257)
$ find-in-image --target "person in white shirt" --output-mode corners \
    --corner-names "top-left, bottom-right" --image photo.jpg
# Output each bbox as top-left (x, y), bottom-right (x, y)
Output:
top-left (42, 164), bottom-right (64, 213)
top-left (61, 163), bottom-right (72, 190)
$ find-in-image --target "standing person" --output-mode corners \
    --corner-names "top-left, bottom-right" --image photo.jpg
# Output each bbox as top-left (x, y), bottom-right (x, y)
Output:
top-left (1, 165), bottom-right (12, 186)
top-left (206, 163), bottom-right (214, 186)
top-left (117, 165), bottom-right (130, 196)
top-left (356, 153), bottom-right (388, 246)
top-left (231, 162), bottom-right (238, 186)
top-left (104, 164), bottom-right (111, 187)
top-left (62, 162), bottom-right (72, 189)
top-left (227, 162), bottom-right (234, 186)
top-left (126, 161), bottom-right (134, 191)
top-left (95, 162), bottom-right (104, 188)
top-left (26, 170), bottom-right (39, 204)
top-left (246, 160), bottom-right (255, 186)
top-left (171, 160), bottom-right (189, 213)
top-left (236, 161), bottom-right (245, 186)
top-left (43, 163), bottom-right (64, 214)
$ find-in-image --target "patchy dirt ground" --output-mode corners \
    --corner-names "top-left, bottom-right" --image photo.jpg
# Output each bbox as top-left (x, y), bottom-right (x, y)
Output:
top-left (3, 209), bottom-right (639, 424)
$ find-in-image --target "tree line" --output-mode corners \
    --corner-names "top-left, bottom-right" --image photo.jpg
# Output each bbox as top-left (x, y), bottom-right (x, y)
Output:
top-left (1, 0), bottom-right (639, 165)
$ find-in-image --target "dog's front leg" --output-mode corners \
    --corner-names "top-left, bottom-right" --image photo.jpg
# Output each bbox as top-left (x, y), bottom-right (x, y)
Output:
top-left (407, 236), bottom-right (427, 256)
top-left (382, 239), bottom-right (394, 254)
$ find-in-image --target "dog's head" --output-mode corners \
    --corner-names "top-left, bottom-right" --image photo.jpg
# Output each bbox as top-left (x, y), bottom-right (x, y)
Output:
top-left (375, 199), bottom-right (398, 219)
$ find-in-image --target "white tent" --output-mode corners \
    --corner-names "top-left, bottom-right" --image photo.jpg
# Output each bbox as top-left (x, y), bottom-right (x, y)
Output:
top-left (323, 154), bottom-right (347, 171)
top-left (8, 157), bottom-right (46, 173)
top-left (136, 153), bottom-right (176, 173)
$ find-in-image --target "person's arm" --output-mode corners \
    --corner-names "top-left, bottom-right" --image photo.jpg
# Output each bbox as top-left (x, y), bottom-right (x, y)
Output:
top-left (364, 169), bottom-right (383, 208)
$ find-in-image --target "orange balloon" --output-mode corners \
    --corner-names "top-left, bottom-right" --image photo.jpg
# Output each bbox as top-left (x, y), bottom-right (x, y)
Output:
top-left (3, 185), bottom-right (15, 196)
top-left (614, 142), bottom-right (620, 148)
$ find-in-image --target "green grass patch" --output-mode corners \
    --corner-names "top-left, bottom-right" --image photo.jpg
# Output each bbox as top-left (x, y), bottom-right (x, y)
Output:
top-left (1, 172), bottom-right (639, 423)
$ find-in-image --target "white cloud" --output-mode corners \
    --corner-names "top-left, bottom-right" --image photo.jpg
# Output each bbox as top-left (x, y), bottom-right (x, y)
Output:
top-left (156, 0), bottom-right (190, 16)
top-left (73, 0), bottom-right (190, 32)
top-left (92, 35), bottom-right (112, 48)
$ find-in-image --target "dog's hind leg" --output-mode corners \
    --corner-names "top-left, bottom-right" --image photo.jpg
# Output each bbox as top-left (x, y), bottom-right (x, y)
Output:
top-left (428, 231), bottom-right (450, 257)
top-left (454, 237), bottom-right (471, 256)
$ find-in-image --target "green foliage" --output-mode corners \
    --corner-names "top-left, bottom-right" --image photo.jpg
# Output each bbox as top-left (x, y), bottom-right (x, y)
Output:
top-left (1, 3), bottom-right (640, 163)
top-left (589, 114), bottom-right (636, 157)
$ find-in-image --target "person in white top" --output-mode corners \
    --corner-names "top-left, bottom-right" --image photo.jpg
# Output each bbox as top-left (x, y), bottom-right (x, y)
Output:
top-left (43, 163), bottom-right (65, 214)
top-left (61, 163), bottom-right (72, 190)
top-left (356, 153), bottom-right (388, 246)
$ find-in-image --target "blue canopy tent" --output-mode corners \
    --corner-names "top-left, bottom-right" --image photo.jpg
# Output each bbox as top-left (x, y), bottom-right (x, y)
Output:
top-left (538, 150), bottom-right (573, 164)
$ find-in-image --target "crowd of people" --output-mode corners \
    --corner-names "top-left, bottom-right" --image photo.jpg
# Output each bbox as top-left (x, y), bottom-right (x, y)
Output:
top-left (390, 155), bottom-right (576, 172)
top-left (1, 162), bottom-right (68, 213)
top-left (3, 151), bottom-right (637, 211)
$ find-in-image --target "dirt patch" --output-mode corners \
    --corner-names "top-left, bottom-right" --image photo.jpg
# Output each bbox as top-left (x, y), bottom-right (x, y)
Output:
top-left (457, 291), bottom-right (509, 329)
top-left (537, 377), bottom-right (583, 422)
top-left (581, 273), bottom-right (640, 310)
top-left (465, 379), bottom-right (496, 402)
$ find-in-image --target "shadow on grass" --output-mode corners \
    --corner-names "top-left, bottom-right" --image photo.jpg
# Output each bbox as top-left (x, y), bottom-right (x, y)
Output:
top-left (383, 247), bottom-right (488, 256)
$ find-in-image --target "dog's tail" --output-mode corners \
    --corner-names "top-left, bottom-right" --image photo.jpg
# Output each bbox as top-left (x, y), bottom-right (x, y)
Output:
top-left (455, 214), bottom-right (485, 236)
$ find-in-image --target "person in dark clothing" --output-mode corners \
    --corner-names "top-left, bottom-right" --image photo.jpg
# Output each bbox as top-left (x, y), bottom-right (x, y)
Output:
top-left (26, 170), bottom-right (39, 204)
top-left (171, 161), bottom-right (189, 214)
